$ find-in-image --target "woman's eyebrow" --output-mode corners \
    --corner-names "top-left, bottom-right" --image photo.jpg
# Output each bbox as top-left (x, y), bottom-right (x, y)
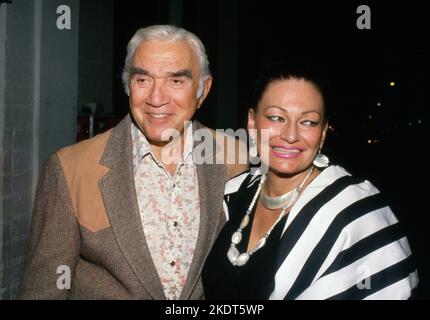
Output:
top-left (265, 106), bottom-right (321, 115)
top-left (301, 110), bottom-right (321, 115)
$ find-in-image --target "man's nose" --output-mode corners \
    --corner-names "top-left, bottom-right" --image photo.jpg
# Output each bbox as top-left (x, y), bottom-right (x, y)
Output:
top-left (146, 80), bottom-right (170, 107)
top-left (280, 122), bottom-right (299, 143)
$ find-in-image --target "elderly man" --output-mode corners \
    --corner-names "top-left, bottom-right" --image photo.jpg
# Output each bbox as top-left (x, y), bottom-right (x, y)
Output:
top-left (21, 25), bottom-right (246, 299)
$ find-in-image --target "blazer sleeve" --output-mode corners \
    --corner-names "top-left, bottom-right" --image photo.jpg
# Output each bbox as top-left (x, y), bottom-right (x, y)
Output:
top-left (20, 153), bottom-right (80, 299)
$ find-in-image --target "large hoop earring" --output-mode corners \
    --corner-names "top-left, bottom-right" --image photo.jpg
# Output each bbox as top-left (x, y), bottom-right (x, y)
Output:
top-left (313, 150), bottom-right (330, 168)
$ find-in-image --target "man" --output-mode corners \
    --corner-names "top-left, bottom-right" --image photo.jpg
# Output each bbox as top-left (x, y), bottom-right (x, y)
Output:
top-left (21, 25), bottom-right (247, 299)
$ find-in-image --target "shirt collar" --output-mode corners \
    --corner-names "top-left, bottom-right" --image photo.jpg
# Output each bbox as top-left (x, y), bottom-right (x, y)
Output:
top-left (131, 121), bottom-right (151, 168)
top-left (182, 121), bottom-right (194, 164)
top-left (131, 120), bottom-right (195, 169)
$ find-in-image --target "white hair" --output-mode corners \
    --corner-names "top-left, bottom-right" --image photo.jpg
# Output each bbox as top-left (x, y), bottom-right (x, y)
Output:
top-left (122, 25), bottom-right (211, 97)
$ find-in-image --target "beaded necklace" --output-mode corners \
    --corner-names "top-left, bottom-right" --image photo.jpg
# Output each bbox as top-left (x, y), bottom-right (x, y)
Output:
top-left (227, 167), bottom-right (314, 266)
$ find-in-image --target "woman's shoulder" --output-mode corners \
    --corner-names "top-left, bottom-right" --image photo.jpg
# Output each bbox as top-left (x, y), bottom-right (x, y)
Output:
top-left (292, 165), bottom-right (389, 224)
top-left (224, 169), bottom-right (263, 196)
top-left (302, 165), bottom-right (397, 232)
top-left (316, 165), bottom-right (382, 197)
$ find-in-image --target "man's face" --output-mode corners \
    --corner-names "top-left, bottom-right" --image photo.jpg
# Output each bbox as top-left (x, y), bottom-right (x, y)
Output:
top-left (128, 40), bottom-right (211, 148)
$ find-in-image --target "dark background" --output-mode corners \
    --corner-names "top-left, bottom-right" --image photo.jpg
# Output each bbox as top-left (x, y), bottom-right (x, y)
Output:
top-left (111, 0), bottom-right (428, 298)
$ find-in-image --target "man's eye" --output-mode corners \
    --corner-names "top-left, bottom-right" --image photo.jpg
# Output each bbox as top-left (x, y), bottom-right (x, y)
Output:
top-left (171, 78), bottom-right (185, 86)
top-left (135, 77), bottom-right (149, 84)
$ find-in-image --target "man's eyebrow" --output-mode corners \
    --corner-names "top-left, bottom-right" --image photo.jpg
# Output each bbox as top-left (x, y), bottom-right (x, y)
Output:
top-left (167, 69), bottom-right (193, 79)
top-left (129, 67), bottom-right (149, 75)
top-left (129, 67), bottom-right (193, 79)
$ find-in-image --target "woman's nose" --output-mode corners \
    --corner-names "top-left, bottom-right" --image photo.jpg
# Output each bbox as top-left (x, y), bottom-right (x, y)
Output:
top-left (280, 122), bottom-right (299, 143)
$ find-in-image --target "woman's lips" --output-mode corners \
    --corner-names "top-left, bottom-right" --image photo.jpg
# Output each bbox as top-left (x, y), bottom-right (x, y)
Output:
top-left (271, 146), bottom-right (303, 158)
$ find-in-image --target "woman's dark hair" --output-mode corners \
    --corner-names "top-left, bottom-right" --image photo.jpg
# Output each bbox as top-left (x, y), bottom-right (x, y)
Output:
top-left (251, 61), bottom-right (332, 120)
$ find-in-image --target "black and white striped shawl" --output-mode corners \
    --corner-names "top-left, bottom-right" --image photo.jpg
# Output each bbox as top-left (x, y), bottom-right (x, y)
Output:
top-left (224, 165), bottom-right (418, 300)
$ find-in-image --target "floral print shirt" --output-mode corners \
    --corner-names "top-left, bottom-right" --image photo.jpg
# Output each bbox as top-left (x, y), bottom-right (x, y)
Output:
top-left (131, 122), bottom-right (200, 300)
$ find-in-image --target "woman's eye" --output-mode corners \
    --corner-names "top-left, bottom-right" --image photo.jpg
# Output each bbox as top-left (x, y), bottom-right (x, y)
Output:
top-left (301, 120), bottom-right (319, 127)
top-left (267, 116), bottom-right (284, 122)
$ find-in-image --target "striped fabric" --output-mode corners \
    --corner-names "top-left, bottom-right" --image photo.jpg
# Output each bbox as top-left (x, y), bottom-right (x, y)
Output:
top-left (224, 165), bottom-right (418, 300)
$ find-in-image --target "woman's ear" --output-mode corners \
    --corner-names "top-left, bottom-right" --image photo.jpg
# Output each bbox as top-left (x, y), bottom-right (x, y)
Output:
top-left (320, 121), bottom-right (329, 149)
top-left (247, 108), bottom-right (256, 138)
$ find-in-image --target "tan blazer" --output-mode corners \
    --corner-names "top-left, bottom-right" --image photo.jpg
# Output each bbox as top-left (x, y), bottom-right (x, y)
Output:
top-left (21, 114), bottom-right (247, 299)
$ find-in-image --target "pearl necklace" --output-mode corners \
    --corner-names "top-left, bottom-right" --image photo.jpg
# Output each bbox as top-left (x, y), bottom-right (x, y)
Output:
top-left (227, 167), bottom-right (314, 267)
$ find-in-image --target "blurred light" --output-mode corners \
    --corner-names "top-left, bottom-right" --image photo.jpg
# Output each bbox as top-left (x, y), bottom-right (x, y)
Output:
top-left (418, 119), bottom-right (422, 124)
top-left (368, 139), bottom-right (381, 144)
top-left (390, 81), bottom-right (396, 87)
top-left (377, 102), bottom-right (382, 107)
top-left (408, 122), bottom-right (413, 126)
top-left (368, 115), bottom-right (373, 119)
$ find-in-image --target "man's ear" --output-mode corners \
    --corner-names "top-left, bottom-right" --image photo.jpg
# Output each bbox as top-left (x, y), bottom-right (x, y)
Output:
top-left (197, 76), bottom-right (213, 108)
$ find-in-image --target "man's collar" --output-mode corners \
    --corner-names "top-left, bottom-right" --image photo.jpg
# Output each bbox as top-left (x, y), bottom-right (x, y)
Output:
top-left (182, 121), bottom-right (194, 164)
top-left (131, 121), bottom-right (194, 167)
top-left (131, 121), bottom-right (151, 162)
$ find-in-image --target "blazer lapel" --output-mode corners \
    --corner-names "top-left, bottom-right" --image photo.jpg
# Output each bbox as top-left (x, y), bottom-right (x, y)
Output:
top-left (98, 114), bottom-right (165, 300)
top-left (179, 121), bottom-right (227, 299)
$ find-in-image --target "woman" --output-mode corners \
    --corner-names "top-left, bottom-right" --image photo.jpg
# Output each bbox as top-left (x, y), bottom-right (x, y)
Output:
top-left (202, 63), bottom-right (418, 299)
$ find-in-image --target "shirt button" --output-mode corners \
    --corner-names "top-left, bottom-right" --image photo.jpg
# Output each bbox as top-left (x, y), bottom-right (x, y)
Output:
top-left (170, 261), bottom-right (176, 267)
top-left (173, 221), bottom-right (178, 227)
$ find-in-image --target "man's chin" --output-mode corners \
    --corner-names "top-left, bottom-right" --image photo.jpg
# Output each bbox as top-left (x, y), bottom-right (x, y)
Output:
top-left (142, 133), bottom-right (173, 146)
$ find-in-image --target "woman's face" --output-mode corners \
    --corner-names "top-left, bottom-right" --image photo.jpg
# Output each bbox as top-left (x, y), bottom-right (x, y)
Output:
top-left (248, 78), bottom-right (328, 176)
